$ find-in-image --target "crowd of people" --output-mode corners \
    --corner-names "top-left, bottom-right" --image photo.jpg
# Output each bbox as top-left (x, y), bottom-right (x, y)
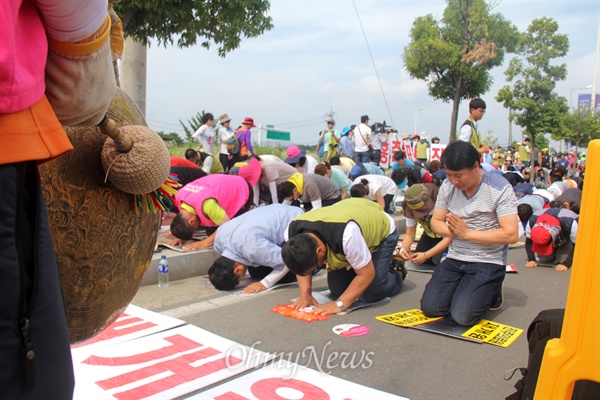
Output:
top-left (165, 99), bottom-right (584, 329)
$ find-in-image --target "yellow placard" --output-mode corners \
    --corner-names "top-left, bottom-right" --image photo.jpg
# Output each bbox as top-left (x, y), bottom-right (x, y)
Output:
top-left (462, 319), bottom-right (523, 347)
top-left (376, 309), bottom-right (443, 327)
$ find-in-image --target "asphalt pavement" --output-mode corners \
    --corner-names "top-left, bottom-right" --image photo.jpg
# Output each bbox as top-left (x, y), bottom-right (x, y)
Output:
top-left (132, 240), bottom-right (571, 400)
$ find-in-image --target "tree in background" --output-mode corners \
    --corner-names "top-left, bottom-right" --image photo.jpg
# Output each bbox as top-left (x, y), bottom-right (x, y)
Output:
top-left (403, 0), bottom-right (518, 142)
top-left (156, 131), bottom-right (183, 147)
top-left (179, 111), bottom-right (206, 145)
top-left (496, 17), bottom-right (570, 170)
top-left (114, 0), bottom-right (273, 56)
top-left (559, 107), bottom-right (600, 149)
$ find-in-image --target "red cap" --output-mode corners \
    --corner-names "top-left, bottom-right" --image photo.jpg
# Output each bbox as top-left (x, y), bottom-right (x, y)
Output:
top-left (530, 214), bottom-right (560, 256)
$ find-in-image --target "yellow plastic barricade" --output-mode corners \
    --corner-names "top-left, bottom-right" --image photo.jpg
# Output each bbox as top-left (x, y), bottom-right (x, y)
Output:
top-left (534, 139), bottom-right (600, 398)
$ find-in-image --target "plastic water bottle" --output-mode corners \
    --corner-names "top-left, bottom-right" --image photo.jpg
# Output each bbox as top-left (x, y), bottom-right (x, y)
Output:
top-left (440, 253), bottom-right (448, 263)
top-left (158, 255), bottom-right (169, 288)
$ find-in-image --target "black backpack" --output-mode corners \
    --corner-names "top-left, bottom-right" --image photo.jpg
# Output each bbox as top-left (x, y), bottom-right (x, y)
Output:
top-left (506, 309), bottom-right (599, 400)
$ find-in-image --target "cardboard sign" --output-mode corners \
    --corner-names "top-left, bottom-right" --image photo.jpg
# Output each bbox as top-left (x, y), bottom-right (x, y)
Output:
top-left (462, 319), bottom-right (524, 348)
top-left (377, 309), bottom-right (523, 347)
top-left (73, 325), bottom-right (275, 400)
top-left (193, 362), bottom-right (408, 400)
top-left (376, 309), bottom-right (443, 327)
top-left (71, 304), bottom-right (185, 353)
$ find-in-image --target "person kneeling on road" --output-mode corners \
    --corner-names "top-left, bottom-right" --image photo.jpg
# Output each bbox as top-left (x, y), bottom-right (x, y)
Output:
top-left (170, 174), bottom-right (253, 251)
top-left (400, 183), bottom-right (451, 267)
top-left (209, 204), bottom-right (302, 294)
top-left (525, 208), bottom-right (578, 272)
top-left (420, 141), bottom-right (518, 326)
top-left (282, 198), bottom-right (407, 315)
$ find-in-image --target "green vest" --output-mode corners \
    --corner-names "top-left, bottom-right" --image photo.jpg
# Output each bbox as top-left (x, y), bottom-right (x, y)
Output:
top-left (416, 141), bottom-right (428, 159)
top-left (199, 150), bottom-right (224, 174)
top-left (415, 216), bottom-right (442, 239)
top-left (287, 198), bottom-right (391, 270)
top-left (462, 119), bottom-right (482, 150)
top-left (518, 145), bottom-right (529, 163)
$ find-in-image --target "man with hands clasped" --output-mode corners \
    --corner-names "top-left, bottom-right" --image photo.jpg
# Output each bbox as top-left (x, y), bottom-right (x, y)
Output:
top-left (420, 141), bottom-right (518, 326)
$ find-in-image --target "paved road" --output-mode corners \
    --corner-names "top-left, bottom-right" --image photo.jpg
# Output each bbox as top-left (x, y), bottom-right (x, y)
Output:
top-left (132, 244), bottom-right (571, 400)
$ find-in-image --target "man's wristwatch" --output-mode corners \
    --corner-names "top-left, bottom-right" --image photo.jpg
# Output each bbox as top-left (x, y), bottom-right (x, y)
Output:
top-left (336, 300), bottom-right (347, 311)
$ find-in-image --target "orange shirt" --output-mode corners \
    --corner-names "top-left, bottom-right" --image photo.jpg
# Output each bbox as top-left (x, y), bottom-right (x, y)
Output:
top-left (0, 95), bottom-right (73, 165)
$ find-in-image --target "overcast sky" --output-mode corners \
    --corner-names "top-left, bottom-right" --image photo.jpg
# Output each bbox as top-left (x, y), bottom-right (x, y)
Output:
top-left (142, 0), bottom-right (599, 147)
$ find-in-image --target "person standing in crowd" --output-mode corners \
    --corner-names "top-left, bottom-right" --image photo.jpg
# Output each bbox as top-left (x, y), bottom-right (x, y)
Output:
top-left (353, 115), bottom-right (372, 163)
top-left (170, 175), bottom-right (254, 250)
top-left (209, 205), bottom-right (302, 293)
top-left (318, 120), bottom-right (340, 162)
top-left (518, 138), bottom-right (532, 168)
top-left (339, 126), bottom-right (354, 160)
top-left (525, 208), bottom-right (578, 272)
top-left (459, 98), bottom-right (489, 158)
top-left (1, 1), bottom-right (117, 397)
top-left (235, 117), bottom-right (256, 161)
top-left (370, 123), bottom-right (389, 166)
top-left (420, 140), bottom-right (518, 326)
top-left (217, 113), bottom-right (235, 171)
top-left (415, 132), bottom-right (430, 165)
top-left (192, 112), bottom-right (217, 154)
top-left (400, 184), bottom-right (452, 267)
top-left (277, 172), bottom-right (341, 211)
top-left (492, 146), bottom-right (505, 168)
top-left (282, 198), bottom-right (406, 315)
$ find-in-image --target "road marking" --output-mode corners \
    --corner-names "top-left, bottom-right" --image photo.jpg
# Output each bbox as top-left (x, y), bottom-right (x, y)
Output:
top-left (161, 293), bottom-right (255, 318)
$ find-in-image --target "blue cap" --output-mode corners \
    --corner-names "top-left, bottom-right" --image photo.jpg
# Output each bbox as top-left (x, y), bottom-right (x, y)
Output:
top-left (350, 165), bottom-right (362, 180)
top-left (342, 126), bottom-right (351, 136)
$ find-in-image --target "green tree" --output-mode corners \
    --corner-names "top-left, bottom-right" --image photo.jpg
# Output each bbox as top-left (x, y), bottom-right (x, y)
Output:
top-left (179, 111), bottom-right (206, 144)
top-left (114, 0), bottom-right (274, 56)
top-left (403, 0), bottom-right (518, 141)
top-left (496, 17), bottom-right (570, 170)
top-left (559, 107), bottom-right (600, 149)
top-left (156, 131), bottom-right (183, 147)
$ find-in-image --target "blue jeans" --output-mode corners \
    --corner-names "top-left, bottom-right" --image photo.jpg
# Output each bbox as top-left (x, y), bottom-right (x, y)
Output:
top-left (355, 150), bottom-right (371, 164)
top-left (328, 229), bottom-right (403, 303)
top-left (420, 258), bottom-right (505, 326)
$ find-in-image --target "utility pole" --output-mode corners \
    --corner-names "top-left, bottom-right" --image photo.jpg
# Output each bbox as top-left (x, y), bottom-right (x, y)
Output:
top-left (325, 107), bottom-right (336, 123)
top-left (121, 37), bottom-right (147, 116)
top-left (591, 24), bottom-right (599, 112)
top-left (508, 110), bottom-right (512, 147)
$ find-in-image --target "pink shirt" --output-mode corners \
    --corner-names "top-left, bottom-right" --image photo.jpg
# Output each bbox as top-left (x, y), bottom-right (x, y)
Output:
top-left (0, 0), bottom-right (48, 113)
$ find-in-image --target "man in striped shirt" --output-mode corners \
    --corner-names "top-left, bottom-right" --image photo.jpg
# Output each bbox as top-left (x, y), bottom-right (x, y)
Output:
top-left (420, 141), bottom-right (519, 326)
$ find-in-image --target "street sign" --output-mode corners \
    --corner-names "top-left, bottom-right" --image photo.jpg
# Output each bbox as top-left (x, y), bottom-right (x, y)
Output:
top-left (266, 124), bottom-right (291, 141)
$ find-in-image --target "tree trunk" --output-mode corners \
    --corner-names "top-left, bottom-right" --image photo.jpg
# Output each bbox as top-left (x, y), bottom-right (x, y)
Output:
top-left (120, 37), bottom-right (147, 116)
top-left (449, 80), bottom-right (463, 142)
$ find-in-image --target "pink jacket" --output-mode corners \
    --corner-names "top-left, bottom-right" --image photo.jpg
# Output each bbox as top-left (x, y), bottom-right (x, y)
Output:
top-left (176, 174), bottom-right (250, 227)
top-left (0, 0), bottom-right (48, 113)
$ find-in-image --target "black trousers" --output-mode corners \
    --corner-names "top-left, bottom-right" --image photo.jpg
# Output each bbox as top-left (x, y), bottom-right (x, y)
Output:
top-left (0, 162), bottom-right (74, 399)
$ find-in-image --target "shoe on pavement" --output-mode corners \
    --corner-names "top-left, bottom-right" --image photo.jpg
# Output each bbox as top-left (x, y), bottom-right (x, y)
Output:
top-left (490, 284), bottom-right (504, 310)
top-left (391, 255), bottom-right (408, 281)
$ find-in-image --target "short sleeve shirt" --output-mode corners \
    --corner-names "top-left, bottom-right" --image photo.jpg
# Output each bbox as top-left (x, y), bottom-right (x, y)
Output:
top-left (436, 171), bottom-right (517, 265)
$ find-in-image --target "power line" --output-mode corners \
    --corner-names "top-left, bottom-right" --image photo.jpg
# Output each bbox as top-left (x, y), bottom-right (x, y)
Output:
top-left (352, 0), bottom-right (396, 129)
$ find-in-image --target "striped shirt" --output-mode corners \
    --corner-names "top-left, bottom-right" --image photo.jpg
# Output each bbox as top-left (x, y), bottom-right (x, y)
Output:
top-left (436, 171), bottom-right (517, 265)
